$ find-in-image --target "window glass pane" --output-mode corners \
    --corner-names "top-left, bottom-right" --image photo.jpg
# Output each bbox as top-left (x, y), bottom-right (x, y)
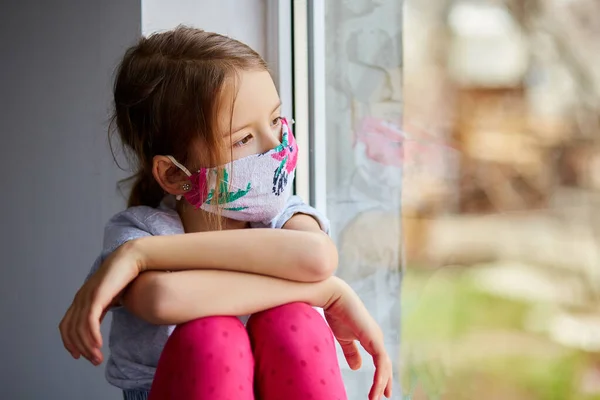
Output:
top-left (324, 1), bottom-right (403, 397)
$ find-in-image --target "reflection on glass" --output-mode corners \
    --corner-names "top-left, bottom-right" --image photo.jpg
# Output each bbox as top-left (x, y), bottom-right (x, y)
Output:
top-left (325, 1), bottom-right (403, 398)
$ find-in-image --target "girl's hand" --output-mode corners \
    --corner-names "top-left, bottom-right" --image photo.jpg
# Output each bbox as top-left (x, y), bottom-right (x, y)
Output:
top-left (324, 278), bottom-right (393, 400)
top-left (58, 242), bottom-right (142, 365)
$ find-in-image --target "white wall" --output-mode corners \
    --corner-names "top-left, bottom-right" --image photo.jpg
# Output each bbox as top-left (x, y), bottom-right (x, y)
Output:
top-left (142, 0), bottom-right (267, 57)
top-left (0, 1), bottom-right (139, 398)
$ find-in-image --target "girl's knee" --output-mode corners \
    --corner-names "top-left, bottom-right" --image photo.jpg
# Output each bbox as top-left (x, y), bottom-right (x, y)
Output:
top-left (249, 304), bottom-right (344, 396)
top-left (248, 303), bottom-right (332, 353)
top-left (170, 316), bottom-right (248, 349)
top-left (152, 316), bottom-right (255, 400)
top-left (249, 302), bottom-right (321, 326)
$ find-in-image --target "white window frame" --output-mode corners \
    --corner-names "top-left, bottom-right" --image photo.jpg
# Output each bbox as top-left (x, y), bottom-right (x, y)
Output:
top-left (266, 0), bottom-right (327, 215)
top-left (265, 0), bottom-right (293, 122)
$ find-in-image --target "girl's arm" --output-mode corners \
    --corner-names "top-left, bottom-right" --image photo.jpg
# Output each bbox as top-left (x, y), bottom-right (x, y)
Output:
top-left (128, 223), bottom-right (337, 283)
top-left (123, 213), bottom-right (337, 324)
top-left (123, 270), bottom-right (339, 325)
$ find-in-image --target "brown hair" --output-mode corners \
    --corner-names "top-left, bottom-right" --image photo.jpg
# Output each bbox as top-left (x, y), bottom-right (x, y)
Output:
top-left (110, 26), bottom-right (268, 209)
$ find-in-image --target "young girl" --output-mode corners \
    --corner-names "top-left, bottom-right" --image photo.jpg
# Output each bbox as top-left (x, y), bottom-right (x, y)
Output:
top-left (59, 26), bottom-right (393, 400)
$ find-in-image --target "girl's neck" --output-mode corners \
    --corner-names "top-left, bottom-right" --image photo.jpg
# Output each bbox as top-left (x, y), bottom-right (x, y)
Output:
top-left (176, 201), bottom-right (249, 233)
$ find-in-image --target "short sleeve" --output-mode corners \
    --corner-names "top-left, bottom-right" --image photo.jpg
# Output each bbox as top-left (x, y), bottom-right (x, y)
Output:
top-left (85, 208), bottom-right (153, 281)
top-left (252, 195), bottom-right (330, 234)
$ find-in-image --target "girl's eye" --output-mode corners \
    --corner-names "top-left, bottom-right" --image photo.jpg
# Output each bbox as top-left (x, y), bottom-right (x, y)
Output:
top-left (271, 116), bottom-right (282, 127)
top-left (233, 134), bottom-right (253, 148)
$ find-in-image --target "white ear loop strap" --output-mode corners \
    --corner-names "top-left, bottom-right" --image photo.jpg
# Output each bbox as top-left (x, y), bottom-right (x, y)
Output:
top-left (166, 155), bottom-right (193, 177)
top-left (166, 155), bottom-right (193, 201)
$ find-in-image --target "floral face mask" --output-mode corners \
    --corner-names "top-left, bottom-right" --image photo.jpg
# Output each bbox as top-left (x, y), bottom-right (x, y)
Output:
top-left (168, 118), bottom-right (298, 224)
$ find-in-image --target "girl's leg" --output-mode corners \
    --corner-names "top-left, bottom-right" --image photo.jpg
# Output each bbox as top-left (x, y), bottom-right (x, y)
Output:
top-left (149, 316), bottom-right (255, 400)
top-left (247, 302), bottom-right (347, 400)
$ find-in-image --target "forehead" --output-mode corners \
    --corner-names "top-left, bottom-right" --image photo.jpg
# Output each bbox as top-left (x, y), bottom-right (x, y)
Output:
top-left (219, 70), bottom-right (279, 129)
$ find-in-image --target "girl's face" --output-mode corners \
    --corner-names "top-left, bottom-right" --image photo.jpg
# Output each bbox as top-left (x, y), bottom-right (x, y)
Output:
top-left (219, 70), bottom-right (283, 162)
top-left (152, 69), bottom-right (285, 222)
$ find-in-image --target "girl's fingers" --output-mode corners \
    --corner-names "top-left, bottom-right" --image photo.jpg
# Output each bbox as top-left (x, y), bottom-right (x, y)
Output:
top-left (88, 303), bottom-right (104, 348)
top-left (59, 306), bottom-right (79, 359)
top-left (87, 304), bottom-right (105, 364)
top-left (369, 363), bottom-right (386, 400)
top-left (60, 282), bottom-right (113, 365)
top-left (74, 305), bottom-right (95, 363)
top-left (340, 340), bottom-right (362, 370)
top-left (70, 309), bottom-right (89, 361)
top-left (369, 351), bottom-right (393, 400)
top-left (384, 375), bottom-right (393, 398)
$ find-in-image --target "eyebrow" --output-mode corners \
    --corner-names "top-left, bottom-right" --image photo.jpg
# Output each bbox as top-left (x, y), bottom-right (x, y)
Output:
top-left (229, 101), bottom-right (283, 135)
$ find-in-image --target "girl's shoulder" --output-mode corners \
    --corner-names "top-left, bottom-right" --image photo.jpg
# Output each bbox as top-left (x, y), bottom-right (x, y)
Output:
top-left (107, 203), bottom-right (182, 234)
top-left (102, 200), bottom-right (184, 254)
top-left (252, 195), bottom-right (330, 233)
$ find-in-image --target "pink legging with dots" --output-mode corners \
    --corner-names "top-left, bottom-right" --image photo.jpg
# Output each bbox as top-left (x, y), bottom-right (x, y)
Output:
top-left (147, 302), bottom-right (348, 400)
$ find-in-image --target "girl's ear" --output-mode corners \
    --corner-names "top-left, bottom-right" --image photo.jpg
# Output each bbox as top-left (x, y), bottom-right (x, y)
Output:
top-left (152, 155), bottom-right (190, 196)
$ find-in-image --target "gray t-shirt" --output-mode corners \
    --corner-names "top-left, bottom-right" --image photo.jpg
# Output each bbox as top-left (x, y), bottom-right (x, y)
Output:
top-left (87, 195), bottom-right (329, 391)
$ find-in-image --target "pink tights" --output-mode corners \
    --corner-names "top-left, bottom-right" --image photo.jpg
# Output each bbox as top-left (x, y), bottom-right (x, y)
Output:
top-left (148, 302), bottom-right (348, 400)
